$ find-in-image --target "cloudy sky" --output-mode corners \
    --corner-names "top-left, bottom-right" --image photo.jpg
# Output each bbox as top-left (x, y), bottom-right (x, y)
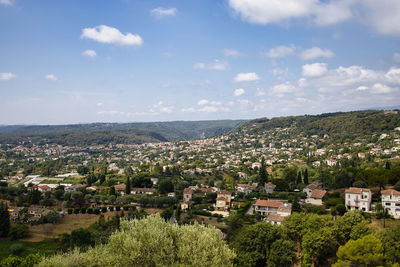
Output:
top-left (1, 0), bottom-right (400, 124)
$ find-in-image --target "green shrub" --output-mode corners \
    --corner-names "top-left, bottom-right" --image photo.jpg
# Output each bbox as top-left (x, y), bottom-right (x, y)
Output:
top-left (9, 224), bottom-right (29, 240)
top-left (10, 243), bottom-right (24, 256)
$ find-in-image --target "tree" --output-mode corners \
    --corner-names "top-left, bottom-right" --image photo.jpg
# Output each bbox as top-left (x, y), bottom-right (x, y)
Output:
top-left (231, 222), bottom-right (294, 267)
top-left (158, 179), bottom-right (174, 194)
top-left (268, 239), bottom-right (296, 267)
top-left (296, 171), bottom-right (302, 185)
top-left (292, 196), bottom-right (302, 213)
top-left (70, 228), bottom-right (93, 248)
top-left (0, 202), bottom-right (10, 237)
top-left (303, 168), bottom-right (309, 185)
top-left (125, 176), bottom-right (131, 195)
top-left (9, 224), bottom-right (29, 240)
top-left (110, 186), bottom-right (116, 196)
top-left (380, 225), bottom-right (400, 263)
top-left (333, 235), bottom-right (385, 267)
top-left (39, 215), bottom-right (235, 266)
top-left (302, 227), bottom-right (338, 266)
top-left (385, 161), bottom-right (391, 170)
top-left (259, 157), bottom-right (268, 186)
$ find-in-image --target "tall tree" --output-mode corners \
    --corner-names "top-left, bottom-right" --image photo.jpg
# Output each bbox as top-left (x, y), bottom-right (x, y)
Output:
top-left (125, 177), bottom-right (131, 195)
top-left (0, 202), bottom-right (10, 237)
top-left (296, 171), bottom-right (302, 185)
top-left (303, 168), bottom-right (309, 185)
top-left (259, 157), bottom-right (268, 186)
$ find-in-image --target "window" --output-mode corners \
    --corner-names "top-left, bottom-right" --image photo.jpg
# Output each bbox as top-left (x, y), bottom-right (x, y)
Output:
top-left (385, 202), bottom-right (391, 206)
top-left (396, 203), bottom-right (400, 207)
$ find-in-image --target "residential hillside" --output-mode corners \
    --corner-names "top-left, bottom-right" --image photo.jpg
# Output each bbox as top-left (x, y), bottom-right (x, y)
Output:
top-left (236, 110), bottom-right (400, 140)
top-left (0, 120), bottom-right (245, 146)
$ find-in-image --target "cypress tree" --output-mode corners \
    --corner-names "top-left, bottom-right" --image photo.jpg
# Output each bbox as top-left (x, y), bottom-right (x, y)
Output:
top-left (0, 202), bottom-right (10, 237)
top-left (259, 157), bottom-right (268, 186)
top-left (303, 168), bottom-right (309, 185)
top-left (125, 177), bottom-right (131, 195)
top-left (296, 171), bottom-right (302, 185)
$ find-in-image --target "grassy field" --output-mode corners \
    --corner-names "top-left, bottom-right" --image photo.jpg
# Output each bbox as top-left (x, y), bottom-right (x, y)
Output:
top-left (369, 218), bottom-right (400, 231)
top-left (0, 239), bottom-right (59, 260)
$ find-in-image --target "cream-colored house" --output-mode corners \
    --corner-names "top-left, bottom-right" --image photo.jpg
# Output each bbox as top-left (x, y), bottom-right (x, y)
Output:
top-left (305, 189), bottom-right (326, 206)
top-left (381, 189), bottom-right (400, 218)
top-left (345, 187), bottom-right (372, 212)
top-left (254, 200), bottom-right (283, 215)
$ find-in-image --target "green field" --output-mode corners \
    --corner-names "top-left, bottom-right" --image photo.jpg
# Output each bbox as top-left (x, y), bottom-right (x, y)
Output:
top-left (0, 239), bottom-right (58, 260)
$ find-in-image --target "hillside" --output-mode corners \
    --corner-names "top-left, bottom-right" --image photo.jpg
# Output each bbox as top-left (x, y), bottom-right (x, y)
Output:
top-left (237, 110), bottom-right (400, 140)
top-left (0, 120), bottom-right (245, 146)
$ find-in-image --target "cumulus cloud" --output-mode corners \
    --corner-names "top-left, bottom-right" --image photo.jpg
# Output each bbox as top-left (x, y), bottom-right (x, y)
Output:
top-left (264, 45), bottom-right (295, 58)
top-left (150, 7), bottom-right (177, 18)
top-left (234, 72), bottom-right (260, 82)
top-left (196, 99), bottom-right (230, 112)
top-left (0, 0), bottom-right (13, 6)
top-left (198, 99), bottom-right (209, 106)
top-left (82, 49), bottom-right (97, 57)
top-left (45, 74), bottom-right (58, 81)
top-left (81, 25), bottom-right (143, 46)
top-left (228, 0), bottom-right (400, 36)
top-left (0, 72), bottom-right (16, 81)
top-left (302, 63), bottom-right (328, 77)
top-left (234, 88), bottom-right (245, 96)
top-left (223, 49), bottom-right (241, 57)
top-left (194, 60), bottom-right (229, 71)
top-left (300, 47), bottom-right (335, 60)
top-left (181, 107), bottom-right (195, 113)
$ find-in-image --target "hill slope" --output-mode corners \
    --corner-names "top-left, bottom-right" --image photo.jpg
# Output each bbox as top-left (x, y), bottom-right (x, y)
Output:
top-left (0, 120), bottom-right (245, 146)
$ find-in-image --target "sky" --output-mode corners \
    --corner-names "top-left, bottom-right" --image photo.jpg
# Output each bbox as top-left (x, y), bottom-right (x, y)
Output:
top-left (0, 0), bottom-right (400, 125)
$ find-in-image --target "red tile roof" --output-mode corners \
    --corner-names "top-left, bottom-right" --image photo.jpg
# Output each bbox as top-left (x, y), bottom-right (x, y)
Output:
top-left (218, 190), bottom-right (232, 195)
top-left (183, 188), bottom-right (193, 194)
top-left (345, 187), bottom-right (371, 194)
top-left (255, 200), bottom-right (283, 208)
top-left (266, 213), bottom-right (285, 222)
top-left (310, 189), bottom-right (327, 199)
top-left (381, 189), bottom-right (400, 196)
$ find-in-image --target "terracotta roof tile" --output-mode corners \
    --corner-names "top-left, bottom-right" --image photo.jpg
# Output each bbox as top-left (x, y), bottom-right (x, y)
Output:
top-left (381, 189), bottom-right (400, 196)
top-left (255, 199), bottom-right (283, 208)
top-left (310, 189), bottom-right (327, 199)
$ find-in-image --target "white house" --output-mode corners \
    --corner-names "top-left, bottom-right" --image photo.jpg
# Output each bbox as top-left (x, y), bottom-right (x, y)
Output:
top-left (345, 187), bottom-right (372, 212)
top-left (381, 189), bottom-right (400, 219)
top-left (254, 200), bottom-right (283, 215)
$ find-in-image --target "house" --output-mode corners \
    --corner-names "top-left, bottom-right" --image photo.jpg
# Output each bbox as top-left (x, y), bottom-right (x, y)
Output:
top-left (27, 207), bottom-right (50, 221)
top-left (215, 196), bottom-right (227, 211)
top-left (237, 184), bottom-right (252, 195)
top-left (86, 186), bottom-right (110, 191)
top-left (131, 188), bottom-right (156, 195)
top-left (345, 187), bottom-right (372, 212)
top-left (381, 189), bottom-right (400, 218)
top-left (254, 200), bottom-right (283, 215)
top-left (114, 184), bottom-right (126, 195)
top-left (180, 201), bottom-right (192, 211)
top-left (38, 185), bottom-right (51, 193)
top-left (150, 178), bottom-right (159, 185)
top-left (305, 189), bottom-right (327, 206)
top-left (265, 182), bottom-right (276, 193)
top-left (217, 190), bottom-right (232, 205)
top-left (265, 213), bottom-right (285, 225)
top-left (64, 184), bottom-right (85, 193)
top-left (183, 188), bottom-right (193, 202)
top-left (303, 182), bottom-right (321, 197)
top-left (168, 192), bottom-right (176, 197)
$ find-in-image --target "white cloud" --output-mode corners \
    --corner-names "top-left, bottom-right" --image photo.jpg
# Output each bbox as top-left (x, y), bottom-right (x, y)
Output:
top-left (152, 101), bottom-right (174, 113)
top-left (0, 72), bottom-right (16, 80)
top-left (356, 86), bottom-right (368, 91)
top-left (82, 49), bottom-right (97, 57)
top-left (194, 60), bottom-right (229, 71)
top-left (81, 25), bottom-right (143, 46)
top-left (234, 72), bottom-right (260, 82)
top-left (198, 106), bottom-right (230, 113)
top-left (223, 49), bottom-right (240, 57)
top-left (300, 47), bottom-right (335, 60)
top-left (272, 67), bottom-right (288, 76)
top-left (271, 82), bottom-right (298, 96)
top-left (150, 7), bottom-right (177, 18)
top-left (371, 83), bottom-right (393, 94)
top-left (0, 0), bottom-right (13, 6)
top-left (255, 88), bottom-right (266, 97)
top-left (265, 45), bottom-right (295, 58)
top-left (181, 108), bottom-right (195, 113)
top-left (234, 88), bottom-right (245, 96)
top-left (198, 99), bottom-right (209, 106)
top-left (302, 63), bottom-right (328, 77)
top-left (228, 0), bottom-right (400, 36)
top-left (45, 74), bottom-right (58, 81)
top-left (394, 53), bottom-right (400, 63)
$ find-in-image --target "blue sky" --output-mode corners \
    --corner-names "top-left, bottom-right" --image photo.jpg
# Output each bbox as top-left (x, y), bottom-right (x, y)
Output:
top-left (0, 0), bottom-right (400, 124)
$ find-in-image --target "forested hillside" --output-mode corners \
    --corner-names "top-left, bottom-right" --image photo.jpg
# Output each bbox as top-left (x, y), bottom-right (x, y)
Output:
top-left (239, 110), bottom-right (400, 140)
top-left (0, 120), bottom-right (245, 146)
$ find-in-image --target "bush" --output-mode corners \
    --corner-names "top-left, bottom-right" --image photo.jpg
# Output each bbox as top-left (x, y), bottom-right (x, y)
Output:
top-left (74, 208), bottom-right (80, 214)
top-left (123, 206), bottom-right (129, 211)
top-left (101, 207), bottom-right (107, 213)
top-left (80, 207), bottom-right (86, 214)
top-left (94, 208), bottom-right (100, 215)
top-left (10, 244), bottom-right (24, 256)
top-left (116, 206), bottom-right (121, 211)
top-left (352, 180), bottom-right (367, 188)
top-left (336, 204), bottom-right (346, 216)
top-left (9, 224), bottom-right (29, 240)
top-left (67, 208), bottom-right (73, 215)
top-left (87, 208), bottom-right (93, 214)
top-left (108, 206), bottom-right (114, 211)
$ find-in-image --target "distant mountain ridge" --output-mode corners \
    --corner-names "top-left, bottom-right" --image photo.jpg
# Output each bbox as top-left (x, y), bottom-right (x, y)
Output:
top-left (0, 120), bottom-right (246, 146)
